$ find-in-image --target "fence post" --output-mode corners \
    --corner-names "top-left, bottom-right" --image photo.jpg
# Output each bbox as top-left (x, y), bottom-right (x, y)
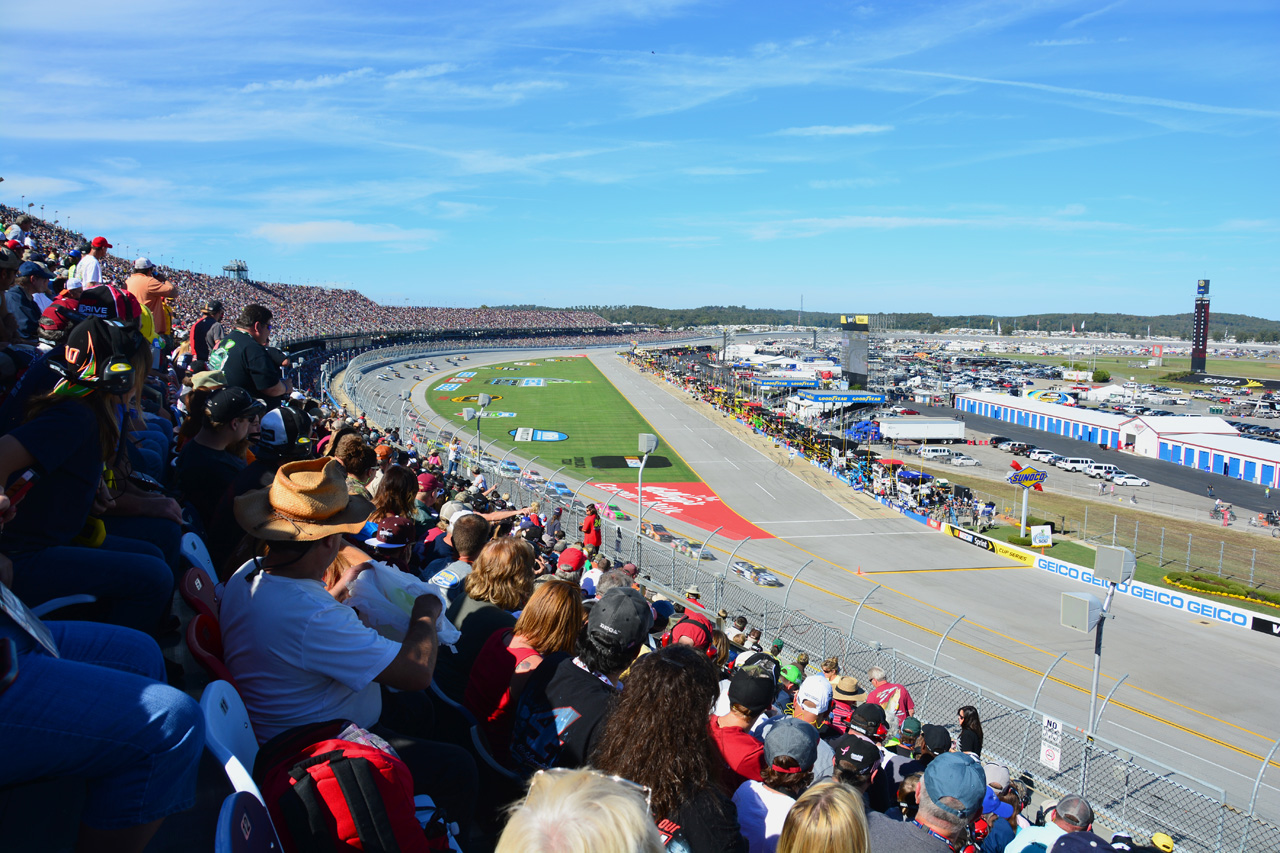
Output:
top-left (848, 583), bottom-right (882, 640)
top-left (1133, 519), bottom-right (1139, 554)
top-left (1251, 550), bottom-right (1256, 586)
top-left (1111, 514), bottom-right (1117, 546)
top-left (1083, 505), bottom-right (1088, 540)
top-left (781, 560), bottom-right (815, 614)
top-left (1219, 542), bottom-right (1224, 576)
top-left (922, 614), bottom-right (965, 712)
top-left (1186, 533), bottom-right (1192, 571)
top-left (1239, 738), bottom-right (1280, 852)
top-left (1160, 528), bottom-right (1165, 567)
top-left (1018, 651), bottom-right (1068, 767)
top-left (1093, 673), bottom-right (1129, 730)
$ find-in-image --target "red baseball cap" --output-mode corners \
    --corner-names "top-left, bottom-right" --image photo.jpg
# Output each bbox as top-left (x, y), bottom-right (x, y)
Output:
top-left (91, 236), bottom-right (113, 249)
top-left (417, 472), bottom-right (438, 492)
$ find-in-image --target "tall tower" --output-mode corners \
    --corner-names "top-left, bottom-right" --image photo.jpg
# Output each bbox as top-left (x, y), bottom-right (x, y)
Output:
top-left (1191, 280), bottom-right (1210, 373)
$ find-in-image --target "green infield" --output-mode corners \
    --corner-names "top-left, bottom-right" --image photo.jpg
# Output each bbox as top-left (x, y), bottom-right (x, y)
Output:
top-left (420, 356), bottom-right (700, 483)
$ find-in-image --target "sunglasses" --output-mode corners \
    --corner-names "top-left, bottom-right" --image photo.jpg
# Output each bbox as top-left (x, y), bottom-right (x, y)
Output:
top-left (531, 768), bottom-right (651, 811)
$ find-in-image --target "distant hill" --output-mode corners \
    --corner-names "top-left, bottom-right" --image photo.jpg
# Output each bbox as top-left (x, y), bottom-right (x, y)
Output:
top-left (492, 305), bottom-right (1280, 343)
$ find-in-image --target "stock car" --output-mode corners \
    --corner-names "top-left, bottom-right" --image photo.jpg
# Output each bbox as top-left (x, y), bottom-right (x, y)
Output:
top-left (522, 469), bottom-right (546, 486)
top-left (499, 461), bottom-right (521, 477)
top-left (595, 502), bottom-right (626, 521)
top-left (550, 482), bottom-right (574, 498)
top-left (640, 521), bottom-right (672, 542)
top-left (731, 561), bottom-right (783, 587)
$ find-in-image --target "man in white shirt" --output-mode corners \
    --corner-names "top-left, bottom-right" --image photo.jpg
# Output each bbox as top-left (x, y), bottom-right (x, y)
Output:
top-left (224, 457), bottom-right (478, 838)
top-left (74, 236), bottom-right (111, 286)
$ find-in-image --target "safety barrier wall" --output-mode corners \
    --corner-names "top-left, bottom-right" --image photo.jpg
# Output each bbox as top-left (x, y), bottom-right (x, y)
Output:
top-left (342, 349), bottom-right (1280, 853)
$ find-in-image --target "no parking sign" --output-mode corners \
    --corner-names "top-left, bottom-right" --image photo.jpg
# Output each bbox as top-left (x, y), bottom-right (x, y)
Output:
top-left (1039, 715), bottom-right (1062, 771)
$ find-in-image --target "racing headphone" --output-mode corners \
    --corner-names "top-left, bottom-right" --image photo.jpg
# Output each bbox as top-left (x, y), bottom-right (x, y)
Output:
top-left (661, 613), bottom-right (717, 659)
top-left (52, 344), bottom-right (136, 394)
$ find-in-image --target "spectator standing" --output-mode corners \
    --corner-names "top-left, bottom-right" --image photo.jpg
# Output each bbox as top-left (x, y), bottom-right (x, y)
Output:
top-left (959, 705), bottom-right (984, 755)
top-left (74, 236), bottom-right (111, 286)
top-left (1004, 794), bottom-right (1094, 853)
top-left (508, 587), bottom-right (653, 772)
top-left (125, 258), bottom-right (177, 338)
top-left (188, 299), bottom-right (224, 370)
top-left (866, 664), bottom-right (915, 729)
top-left (592, 644), bottom-right (748, 853)
top-left (4, 213), bottom-right (33, 242)
top-left (710, 665), bottom-right (773, 793)
top-left (581, 502), bottom-right (602, 551)
top-left (5, 262), bottom-right (54, 341)
top-left (207, 303), bottom-right (288, 405)
top-left (778, 781), bottom-right (870, 853)
top-left (732, 717), bottom-right (820, 853)
top-left (866, 752), bottom-right (986, 853)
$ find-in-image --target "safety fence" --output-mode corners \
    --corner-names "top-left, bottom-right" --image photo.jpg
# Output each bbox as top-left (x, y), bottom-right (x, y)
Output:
top-left (342, 347), bottom-right (1280, 853)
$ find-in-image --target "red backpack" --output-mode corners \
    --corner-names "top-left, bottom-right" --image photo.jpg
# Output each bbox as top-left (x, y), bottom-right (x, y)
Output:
top-left (253, 720), bottom-right (454, 852)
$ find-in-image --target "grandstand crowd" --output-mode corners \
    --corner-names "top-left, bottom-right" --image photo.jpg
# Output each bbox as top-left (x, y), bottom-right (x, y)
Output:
top-left (0, 208), bottom-right (1180, 852)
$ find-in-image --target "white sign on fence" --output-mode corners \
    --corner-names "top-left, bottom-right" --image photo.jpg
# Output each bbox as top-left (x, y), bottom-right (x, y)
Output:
top-left (1039, 715), bottom-right (1062, 771)
top-left (1030, 525), bottom-right (1053, 548)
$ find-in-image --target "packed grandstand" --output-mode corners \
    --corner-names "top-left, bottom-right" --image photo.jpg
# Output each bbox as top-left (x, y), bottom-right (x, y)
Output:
top-left (0, 207), bottom-right (1207, 853)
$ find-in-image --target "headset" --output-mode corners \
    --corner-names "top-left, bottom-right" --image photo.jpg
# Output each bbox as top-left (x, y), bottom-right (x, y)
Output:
top-left (52, 349), bottom-right (136, 395)
top-left (661, 613), bottom-right (717, 658)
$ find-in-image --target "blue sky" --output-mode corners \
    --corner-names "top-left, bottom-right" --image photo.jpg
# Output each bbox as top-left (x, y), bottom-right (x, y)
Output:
top-left (4, 0), bottom-right (1277, 318)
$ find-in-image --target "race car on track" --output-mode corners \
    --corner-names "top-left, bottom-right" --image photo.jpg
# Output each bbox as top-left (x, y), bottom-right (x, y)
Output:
top-left (731, 561), bottom-right (783, 587)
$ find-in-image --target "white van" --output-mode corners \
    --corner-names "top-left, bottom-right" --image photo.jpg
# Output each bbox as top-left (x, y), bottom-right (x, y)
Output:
top-left (1057, 457), bottom-right (1095, 472)
top-left (1085, 463), bottom-right (1120, 479)
top-left (919, 447), bottom-right (954, 460)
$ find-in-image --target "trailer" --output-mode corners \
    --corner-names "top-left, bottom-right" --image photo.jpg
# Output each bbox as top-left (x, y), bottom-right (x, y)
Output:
top-left (878, 417), bottom-right (966, 444)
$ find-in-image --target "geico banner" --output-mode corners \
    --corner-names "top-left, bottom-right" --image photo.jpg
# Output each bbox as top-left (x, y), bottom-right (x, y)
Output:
top-left (1034, 554), bottom-right (1280, 638)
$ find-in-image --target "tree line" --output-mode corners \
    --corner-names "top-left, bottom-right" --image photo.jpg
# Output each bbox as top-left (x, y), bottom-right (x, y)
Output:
top-left (491, 305), bottom-right (1280, 342)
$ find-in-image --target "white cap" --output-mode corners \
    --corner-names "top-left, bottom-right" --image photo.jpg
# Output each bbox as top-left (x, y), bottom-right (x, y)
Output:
top-left (289, 390), bottom-right (306, 400)
top-left (63, 278), bottom-right (84, 291)
top-left (796, 674), bottom-right (833, 715)
top-left (134, 257), bottom-right (155, 271)
top-left (447, 508), bottom-right (474, 532)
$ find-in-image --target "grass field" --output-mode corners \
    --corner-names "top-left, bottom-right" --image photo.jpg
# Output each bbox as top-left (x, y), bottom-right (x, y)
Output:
top-left (421, 356), bottom-right (700, 483)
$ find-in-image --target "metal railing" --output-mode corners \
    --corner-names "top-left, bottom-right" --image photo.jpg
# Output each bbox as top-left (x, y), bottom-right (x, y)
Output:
top-left (343, 348), bottom-right (1280, 853)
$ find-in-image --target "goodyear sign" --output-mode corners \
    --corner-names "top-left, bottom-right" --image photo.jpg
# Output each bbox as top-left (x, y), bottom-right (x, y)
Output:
top-left (800, 390), bottom-right (886, 404)
top-left (1008, 467), bottom-right (1047, 489)
top-left (756, 378), bottom-right (817, 388)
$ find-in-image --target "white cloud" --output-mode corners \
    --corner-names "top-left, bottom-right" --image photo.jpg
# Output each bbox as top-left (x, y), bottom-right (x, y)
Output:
top-left (1063, 0), bottom-right (1126, 29)
top-left (682, 166), bottom-right (764, 176)
top-left (1056, 203), bottom-right (1087, 216)
top-left (1031, 38), bottom-right (1094, 47)
top-left (0, 174), bottom-right (86, 197)
top-left (385, 64), bottom-right (457, 82)
top-left (436, 201), bottom-right (489, 219)
top-left (809, 177), bottom-right (898, 189)
top-left (241, 68), bottom-right (374, 93)
top-left (773, 124), bottom-right (894, 137)
top-left (251, 220), bottom-right (441, 247)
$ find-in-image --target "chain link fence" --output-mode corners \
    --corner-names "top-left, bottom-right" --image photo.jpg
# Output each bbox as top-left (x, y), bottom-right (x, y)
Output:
top-left (345, 346), bottom-right (1280, 853)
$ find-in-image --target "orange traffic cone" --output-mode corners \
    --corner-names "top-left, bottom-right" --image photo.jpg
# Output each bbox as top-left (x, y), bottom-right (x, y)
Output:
top-left (856, 566), bottom-right (865, 576)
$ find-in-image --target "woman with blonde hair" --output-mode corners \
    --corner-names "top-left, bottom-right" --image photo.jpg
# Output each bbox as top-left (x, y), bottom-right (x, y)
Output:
top-left (777, 781), bottom-right (870, 853)
top-left (496, 768), bottom-right (663, 853)
top-left (464, 578), bottom-right (584, 759)
top-left (434, 536), bottom-right (537, 699)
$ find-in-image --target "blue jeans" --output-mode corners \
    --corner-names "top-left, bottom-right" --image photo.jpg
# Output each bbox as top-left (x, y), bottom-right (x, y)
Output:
top-left (8, 534), bottom-right (174, 634)
top-left (0, 620), bottom-right (204, 829)
top-left (102, 516), bottom-right (185, 581)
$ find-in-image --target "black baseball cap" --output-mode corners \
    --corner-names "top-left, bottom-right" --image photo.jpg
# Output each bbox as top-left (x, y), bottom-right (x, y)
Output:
top-left (588, 588), bottom-right (653, 651)
top-left (728, 666), bottom-right (776, 715)
top-left (832, 734), bottom-right (880, 775)
top-left (206, 387), bottom-right (267, 423)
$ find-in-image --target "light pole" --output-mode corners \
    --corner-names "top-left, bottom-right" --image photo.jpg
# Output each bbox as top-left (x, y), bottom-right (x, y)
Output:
top-left (635, 434), bottom-right (658, 561)
top-left (472, 393), bottom-right (491, 461)
top-left (1061, 545), bottom-right (1133, 747)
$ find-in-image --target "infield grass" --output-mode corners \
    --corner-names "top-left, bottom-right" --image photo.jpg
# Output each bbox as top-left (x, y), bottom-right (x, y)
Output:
top-left (422, 356), bottom-right (700, 483)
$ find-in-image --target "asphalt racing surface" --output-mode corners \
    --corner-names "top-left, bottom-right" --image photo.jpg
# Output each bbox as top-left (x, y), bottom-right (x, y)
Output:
top-left (358, 342), bottom-right (1280, 820)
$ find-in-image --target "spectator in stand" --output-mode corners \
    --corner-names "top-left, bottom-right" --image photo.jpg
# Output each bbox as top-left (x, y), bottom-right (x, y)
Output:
top-left (339, 439), bottom-right (377, 500)
top-left (494, 768), bottom-right (664, 853)
top-left (0, 551), bottom-right (204, 853)
top-left (778, 780), bottom-right (871, 853)
top-left (425, 510), bottom-right (488, 591)
top-left (958, 705), bottom-right (984, 755)
top-left (369, 464), bottom-right (418, 528)
top-left (1004, 794), bottom-right (1095, 853)
top-left (207, 303), bottom-right (288, 405)
top-left (0, 319), bottom-right (174, 635)
top-left (4, 214), bottom-right (33, 242)
top-left (821, 656), bottom-right (841, 684)
top-left (509, 587), bottom-right (652, 772)
top-left (434, 535), bottom-right (534, 700)
top-left (175, 386), bottom-right (264, 530)
top-left (369, 443), bottom-right (393, 494)
top-left (919, 723), bottom-right (952, 765)
top-left (865, 664), bottom-right (915, 730)
top-left (765, 674), bottom-right (835, 782)
top-left (580, 502), bottom-right (602, 551)
top-left (188, 299), bottom-right (224, 370)
top-left (74, 236), bottom-right (111, 286)
top-left (774, 664), bottom-right (802, 712)
top-left (6, 262), bottom-right (54, 342)
top-left (464, 578), bottom-right (583, 760)
top-left (830, 734), bottom-right (882, 809)
top-left (826, 675), bottom-right (867, 738)
top-left (733, 716), bottom-right (820, 853)
top-left (125, 258), bottom-right (177, 339)
top-left (866, 752), bottom-right (986, 853)
top-left (711, 664), bottom-right (773, 793)
top-left (592, 644), bottom-right (748, 853)
top-left (222, 457), bottom-right (478, 835)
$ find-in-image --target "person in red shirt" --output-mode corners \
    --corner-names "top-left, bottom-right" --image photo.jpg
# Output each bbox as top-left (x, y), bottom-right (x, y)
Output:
top-left (581, 504), bottom-right (602, 551)
top-left (865, 664), bottom-right (915, 728)
top-left (709, 665), bottom-right (774, 793)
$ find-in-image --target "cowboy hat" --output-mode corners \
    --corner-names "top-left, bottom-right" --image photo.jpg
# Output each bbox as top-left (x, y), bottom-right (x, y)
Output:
top-left (234, 458), bottom-right (373, 541)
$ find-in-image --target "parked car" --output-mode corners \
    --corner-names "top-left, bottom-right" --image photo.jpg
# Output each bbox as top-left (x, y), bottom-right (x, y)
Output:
top-left (1057, 457), bottom-right (1095, 472)
top-left (987, 435), bottom-right (1011, 446)
top-left (1112, 473), bottom-right (1150, 486)
top-left (731, 561), bottom-right (783, 587)
top-left (1029, 449), bottom-right (1058, 463)
top-left (949, 453), bottom-right (981, 466)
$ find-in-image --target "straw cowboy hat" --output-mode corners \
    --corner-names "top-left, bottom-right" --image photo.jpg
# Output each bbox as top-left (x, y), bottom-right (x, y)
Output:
top-left (235, 458), bottom-right (373, 541)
